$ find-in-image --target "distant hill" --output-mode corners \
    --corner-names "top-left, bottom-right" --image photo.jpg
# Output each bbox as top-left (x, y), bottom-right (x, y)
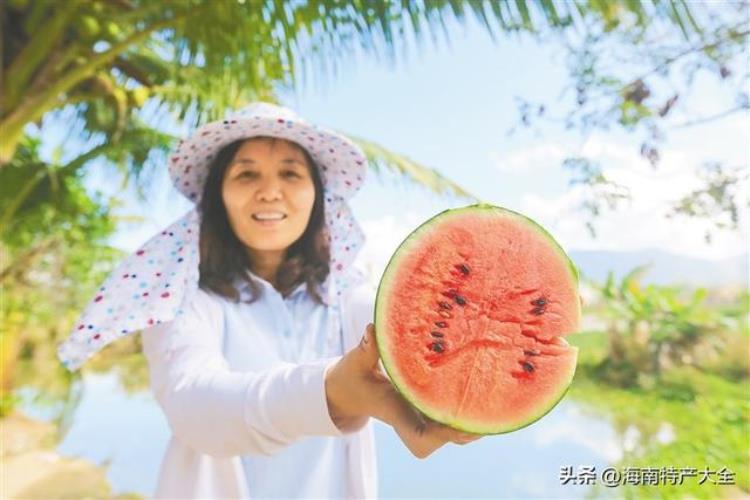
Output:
top-left (569, 249), bottom-right (747, 287)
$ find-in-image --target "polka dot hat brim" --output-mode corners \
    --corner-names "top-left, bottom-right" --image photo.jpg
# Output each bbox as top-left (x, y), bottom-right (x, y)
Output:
top-left (169, 102), bottom-right (367, 204)
top-left (57, 103), bottom-right (368, 371)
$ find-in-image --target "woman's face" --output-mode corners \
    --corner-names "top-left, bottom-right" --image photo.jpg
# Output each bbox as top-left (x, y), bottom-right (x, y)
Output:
top-left (222, 138), bottom-right (316, 262)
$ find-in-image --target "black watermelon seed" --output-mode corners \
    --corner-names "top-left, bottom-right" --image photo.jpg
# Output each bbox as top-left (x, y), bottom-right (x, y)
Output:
top-left (524, 349), bottom-right (540, 356)
top-left (430, 331), bottom-right (445, 338)
top-left (454, 295), bottom-right (467, 306)
top-left (531, 307), bottom-right (544, 316)
top-left (522, 361), bottom-right (535, 373)
top-left (456, 263), bottom-right (470, 275)
top-left (531, 298), bottom-right (547, 306)
top-left (431, 342), bottom-right (445, 353)
top-left (438, 301), bottom-right (453, 310)
top-left (435, 321), bottom-right (448, 328)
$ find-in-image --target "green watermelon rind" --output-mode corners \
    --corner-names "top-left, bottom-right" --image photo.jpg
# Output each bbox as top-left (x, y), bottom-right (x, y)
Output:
top-left (374, 203), bottom-right (581, 435)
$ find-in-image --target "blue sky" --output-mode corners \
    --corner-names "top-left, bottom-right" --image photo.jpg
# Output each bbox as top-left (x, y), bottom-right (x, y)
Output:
top-left (73, 14), bottom-right (747, 274)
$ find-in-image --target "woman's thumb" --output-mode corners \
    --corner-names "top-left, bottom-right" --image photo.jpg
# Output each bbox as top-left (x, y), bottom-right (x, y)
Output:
top-left (357, 323), bottom-right (380, 368)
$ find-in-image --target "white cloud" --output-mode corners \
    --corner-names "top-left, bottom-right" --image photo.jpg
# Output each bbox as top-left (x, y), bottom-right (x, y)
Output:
top-left (354, 211), bottom-right (427, 285)
top-left (516, 135), bottom-right (749, 260)
top-left (490, 142), bottom-right (569, 172)
top-left (532, 405), bottom-right (624, 463)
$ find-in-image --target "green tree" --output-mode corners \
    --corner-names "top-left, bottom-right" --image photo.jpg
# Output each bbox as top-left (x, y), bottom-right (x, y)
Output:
top-left (0, 137), bottom-right (121, 414)
top-left (594, 266), bottom-right (746, 388)
top-left (510, 2), bottom-right (749, 238)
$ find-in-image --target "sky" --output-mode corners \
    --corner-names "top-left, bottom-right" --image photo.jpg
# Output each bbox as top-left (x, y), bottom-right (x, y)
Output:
top-left (78, 14), bottom-right (748, 283)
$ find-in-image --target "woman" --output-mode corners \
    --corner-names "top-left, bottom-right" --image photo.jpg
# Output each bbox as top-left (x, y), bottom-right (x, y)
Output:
top-left (58, 103), bottom-right (477, 498)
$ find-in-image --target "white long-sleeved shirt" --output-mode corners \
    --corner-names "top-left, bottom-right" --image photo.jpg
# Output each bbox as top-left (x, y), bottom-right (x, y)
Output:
top-left (141, 273), bottom-right (378, 498)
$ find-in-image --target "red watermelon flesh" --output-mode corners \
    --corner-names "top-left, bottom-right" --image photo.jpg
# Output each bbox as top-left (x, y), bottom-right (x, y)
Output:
top-left (375, 205), bottom-right (580, 434)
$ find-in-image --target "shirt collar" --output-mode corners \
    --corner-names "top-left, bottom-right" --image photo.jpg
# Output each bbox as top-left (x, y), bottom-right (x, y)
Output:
top-left (235, 269), bottom-right (310, 300)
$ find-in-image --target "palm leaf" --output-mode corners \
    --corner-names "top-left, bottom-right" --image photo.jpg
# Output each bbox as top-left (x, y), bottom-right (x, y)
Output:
top-left (347, 135), bottom-right (481, 201)
top-left (619, 264), bottom-right (651, 297)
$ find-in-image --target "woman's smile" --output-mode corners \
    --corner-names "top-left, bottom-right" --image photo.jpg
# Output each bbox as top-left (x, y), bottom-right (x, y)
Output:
top-left (251, 210), bottom-right (288, 227)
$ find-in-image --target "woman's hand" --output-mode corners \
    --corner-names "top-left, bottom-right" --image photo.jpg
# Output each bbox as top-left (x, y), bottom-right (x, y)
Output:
top-left (325, 324), bottom-right (480, 458)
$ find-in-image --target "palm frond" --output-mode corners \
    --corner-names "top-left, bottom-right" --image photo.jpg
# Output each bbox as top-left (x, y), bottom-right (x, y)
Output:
top-left (347, 134), bottom-right (481, 202)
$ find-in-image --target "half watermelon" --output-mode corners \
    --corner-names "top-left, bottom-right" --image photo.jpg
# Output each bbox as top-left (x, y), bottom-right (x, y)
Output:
top-left (374, 204), bottom-right (580, 434)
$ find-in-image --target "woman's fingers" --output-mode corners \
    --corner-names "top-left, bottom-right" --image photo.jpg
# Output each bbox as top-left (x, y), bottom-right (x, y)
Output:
top-left (448, 430), bottom-right (482, 445)
top-left (439, 424), bottom-right (480, 444)
top-left (397, 418), bottom-right (481, 457)
top-left (365, 322), bottom-right (482, 456)
top-left (385, 396), bottom-right (475, 457)
top-left (373, 385), bottom-right (441, 458)
top-left (424, 420), bottom-right (481, 444)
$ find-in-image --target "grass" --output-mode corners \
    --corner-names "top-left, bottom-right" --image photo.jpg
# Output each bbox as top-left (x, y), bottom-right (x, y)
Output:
top-left (566, 330), bottom-right (749, 499)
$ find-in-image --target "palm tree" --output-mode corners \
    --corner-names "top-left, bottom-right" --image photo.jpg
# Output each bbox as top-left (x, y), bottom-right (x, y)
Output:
top-left (1, 0), bottom-right (701, 194)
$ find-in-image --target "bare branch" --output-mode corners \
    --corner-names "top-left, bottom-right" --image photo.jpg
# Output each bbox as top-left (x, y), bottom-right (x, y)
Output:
top-left (673, 104), bottom-right (750, 128)
top-left (623, 24), bottom-right (750, 89)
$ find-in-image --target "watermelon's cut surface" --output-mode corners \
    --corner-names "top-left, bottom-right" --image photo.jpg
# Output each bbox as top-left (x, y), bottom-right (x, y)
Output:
top-left (374, 204), bottom-right (580, 435)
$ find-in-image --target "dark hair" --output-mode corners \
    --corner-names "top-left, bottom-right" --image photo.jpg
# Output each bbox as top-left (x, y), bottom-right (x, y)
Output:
top-left (198, 137), bottom-right (329, 304)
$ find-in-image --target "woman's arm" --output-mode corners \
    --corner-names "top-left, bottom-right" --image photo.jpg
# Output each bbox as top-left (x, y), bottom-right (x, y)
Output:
top-left (141, 288), bottom-right (342, 459)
